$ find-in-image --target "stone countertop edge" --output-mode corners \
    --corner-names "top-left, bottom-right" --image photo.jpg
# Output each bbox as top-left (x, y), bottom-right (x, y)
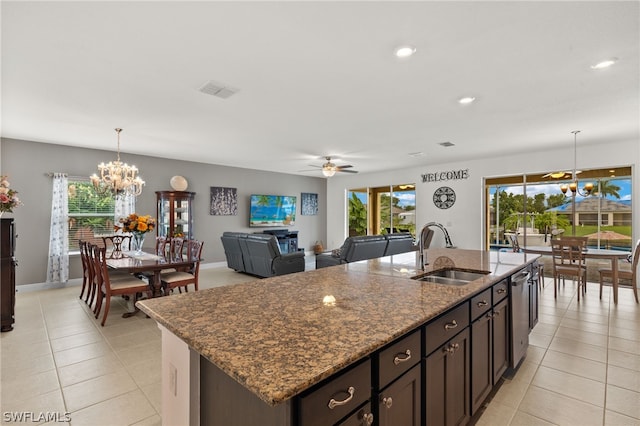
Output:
top-left (136, 249), bottom-right (539, 406)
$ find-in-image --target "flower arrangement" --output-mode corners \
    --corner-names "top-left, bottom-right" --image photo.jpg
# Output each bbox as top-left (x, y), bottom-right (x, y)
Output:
top-left (0, 176), bottom-right (22, 213)
top-left (115, 213), bottom-right (156, 234)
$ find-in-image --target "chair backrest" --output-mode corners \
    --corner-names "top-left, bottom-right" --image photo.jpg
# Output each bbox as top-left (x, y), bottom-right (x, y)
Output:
top-left (551, 237), bottom-right (587, 269)
top-left (102, 235), bottom-right (132, 258)
top-left (630, 239), bottom-right (640, 284)
top-left (155, 236), bottom-right (170, 257)
top-left (170, 237), bottom-right (185, 260)
top-left (343, 235), bottom-right (387, 262)
top-left (185, 239), bottom-right (204, 276)
top-left (509, 234), bottom-right (521, 252)
top-left (220, 232), bottom-right (247, 271)
top-left (384, 233), bottom-right (414, 256)
top-left (89, 243), bottom-right (107, 291)
top-left (79, 239), bottom-right (90, 278)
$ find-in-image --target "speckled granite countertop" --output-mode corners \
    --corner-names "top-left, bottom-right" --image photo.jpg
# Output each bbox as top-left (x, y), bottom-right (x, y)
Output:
top-left (136, 248), bottom-right (538, 406)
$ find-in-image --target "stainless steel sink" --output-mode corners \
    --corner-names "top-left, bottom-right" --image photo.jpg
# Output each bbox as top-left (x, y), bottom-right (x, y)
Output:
top-left (412, 268), bottom-right (490, 286)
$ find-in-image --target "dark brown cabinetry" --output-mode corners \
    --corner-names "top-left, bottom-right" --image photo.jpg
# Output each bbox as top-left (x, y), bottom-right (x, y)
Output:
top-left (156, 191), bottom-right (195, 239)
top-left (374, 330), bottom-right (422, 426)
top-left (425, 328), bottom-right (470, 426)
top-left (470, 286), bottom-right (510, 415)
top-left (424, 302), bottom-right (471, 426)
top-left (298, 359), bottom-right (371, 426)
top-left (376, 363), bottom-right (421, 426)
top-left (1, 218), bottom-right (17, 332)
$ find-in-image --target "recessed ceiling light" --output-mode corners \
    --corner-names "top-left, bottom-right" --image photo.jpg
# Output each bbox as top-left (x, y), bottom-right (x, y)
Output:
top-left (394, 45), bottom-right (416, 58)
top-left (458, 96), bottom-right (476, 104)
top-left (408, 151), bottom-right (424, 157)
top-left (590, 58), bottom-right (618, 69)
top-left (439, 142), bottom-right (455, 147)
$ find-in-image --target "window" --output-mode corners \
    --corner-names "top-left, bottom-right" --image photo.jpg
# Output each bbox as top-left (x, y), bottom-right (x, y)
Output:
top-left (67, 180), bottom-right (116, 252)
top-left (486, 167), bottom-right (632, 251)
top-left (347, 184), bottom-right (416, 237)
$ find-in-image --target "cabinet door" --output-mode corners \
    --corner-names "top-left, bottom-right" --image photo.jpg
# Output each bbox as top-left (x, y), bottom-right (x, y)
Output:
top-left (492, 299), bottom-right (509, 383)
top-left (377, 364), bottom-right (421, 426)
top-left (425, 328), bottom-right (470, 426)
top-left (470, 312), bottom-right (492, 415)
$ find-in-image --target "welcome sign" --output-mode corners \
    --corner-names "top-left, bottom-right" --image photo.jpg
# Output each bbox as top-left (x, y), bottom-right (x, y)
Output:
top-left (421, 169), bottom-right (469, 183)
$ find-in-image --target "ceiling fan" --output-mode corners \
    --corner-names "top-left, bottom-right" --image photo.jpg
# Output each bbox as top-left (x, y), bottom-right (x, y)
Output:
top-left (312, 156), bottom-right (359, 177)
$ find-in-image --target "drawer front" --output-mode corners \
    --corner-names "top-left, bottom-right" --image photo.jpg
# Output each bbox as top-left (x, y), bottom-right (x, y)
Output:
top-left (470, 288), bottom-right (492, 321)
top-left (424, 302), bottom-right (470, 356)
top-left (299, 358), bottom-right (371, 426)
top-left (493, 279), bottom-right (509, 304)
top-left (377, 329), bottom-right (421, 389)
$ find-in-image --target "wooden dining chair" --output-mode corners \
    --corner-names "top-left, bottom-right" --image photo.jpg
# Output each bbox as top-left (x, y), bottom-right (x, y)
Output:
top-left (551, 237), bottom-right (588, 300)
top-left (78, 240), bottom-right (93, 302)
top-left (599, 239), bottom-right (639, 303)
top-left (91, 244), bottom-right (152, 326)
top-left (161, 240), bottom-right (204, 294)
top-left (102, 235), bottom-right (132, 259)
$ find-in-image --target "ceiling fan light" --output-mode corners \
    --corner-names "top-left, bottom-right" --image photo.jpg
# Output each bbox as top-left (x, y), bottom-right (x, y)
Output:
top-left (394, 45), bottom-right (416, 58)
top-left (322, 168), bottom-right (336, 177)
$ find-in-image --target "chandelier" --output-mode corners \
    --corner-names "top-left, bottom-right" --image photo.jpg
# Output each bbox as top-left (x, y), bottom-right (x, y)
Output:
top-left (90, 128), bottom-right (145, 197)
top-left (559, 130), bottom-right (593, 197)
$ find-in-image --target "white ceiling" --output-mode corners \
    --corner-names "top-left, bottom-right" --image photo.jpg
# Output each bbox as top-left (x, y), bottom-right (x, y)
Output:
top-left (2, 1), bottom-right (639, 177)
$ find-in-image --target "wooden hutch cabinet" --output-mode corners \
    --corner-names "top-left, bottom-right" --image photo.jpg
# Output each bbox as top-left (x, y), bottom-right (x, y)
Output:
top-left (156, 191), bottom-right (195, 239)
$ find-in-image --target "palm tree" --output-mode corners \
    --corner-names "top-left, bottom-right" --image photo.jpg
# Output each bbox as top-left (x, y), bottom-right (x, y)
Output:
top-left (592, 179), bottom-right (621, 199)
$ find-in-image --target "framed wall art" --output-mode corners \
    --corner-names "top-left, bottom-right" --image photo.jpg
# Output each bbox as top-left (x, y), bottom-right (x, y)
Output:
top-left (301, 192), bottom-right (318, 216)
top-left (210, 186), bottom-right (238, 215)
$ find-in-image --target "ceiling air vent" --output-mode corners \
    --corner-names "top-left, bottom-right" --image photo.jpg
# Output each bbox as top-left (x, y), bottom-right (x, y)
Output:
top-left (198, 80), bottom-right (239, 99)
top-left (439, 141), bottom-right (455, 147)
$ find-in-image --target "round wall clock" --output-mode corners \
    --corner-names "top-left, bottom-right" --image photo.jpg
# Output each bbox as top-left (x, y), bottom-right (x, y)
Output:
top-left (433, 186), bottom-right (456, 209)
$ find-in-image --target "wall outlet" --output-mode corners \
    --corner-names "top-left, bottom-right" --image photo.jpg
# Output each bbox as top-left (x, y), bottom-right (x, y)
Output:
top-left (169, 363), bottom-right (178, 396)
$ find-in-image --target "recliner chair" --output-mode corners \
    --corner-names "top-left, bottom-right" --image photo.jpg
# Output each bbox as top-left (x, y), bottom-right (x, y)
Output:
top-left (241, 234), bottom-right (305, 277)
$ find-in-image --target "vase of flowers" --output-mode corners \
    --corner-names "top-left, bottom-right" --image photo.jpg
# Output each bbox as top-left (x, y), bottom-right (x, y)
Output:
top-left (0, 175), bottom-right (22, 216)
top-left (115, 213), bottom-right (156, 254)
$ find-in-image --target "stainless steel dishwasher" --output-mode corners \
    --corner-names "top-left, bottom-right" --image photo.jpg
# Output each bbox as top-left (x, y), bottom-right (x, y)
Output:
top-left (510, 268), bottom-right (531, 369)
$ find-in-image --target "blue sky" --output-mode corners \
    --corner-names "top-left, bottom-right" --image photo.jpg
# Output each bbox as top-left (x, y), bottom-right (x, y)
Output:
top-left (489, 178), bottom-right (631, 202)
top-left (349, 191), bottom-right (416, 207)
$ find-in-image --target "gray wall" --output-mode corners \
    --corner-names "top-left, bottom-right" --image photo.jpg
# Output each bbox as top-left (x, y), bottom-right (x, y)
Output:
top-left (0, 138), bottom-right (327, 286)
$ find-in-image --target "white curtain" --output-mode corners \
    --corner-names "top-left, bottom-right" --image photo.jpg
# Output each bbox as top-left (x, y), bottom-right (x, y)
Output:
top-left (46, 173), bottom-right (69, 283)
top-left (115, 192), bottom-right (136, 249)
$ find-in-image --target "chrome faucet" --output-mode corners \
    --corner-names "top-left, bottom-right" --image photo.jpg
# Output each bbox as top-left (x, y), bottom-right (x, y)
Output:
top-left (418, 222), bottom-right (455, 270)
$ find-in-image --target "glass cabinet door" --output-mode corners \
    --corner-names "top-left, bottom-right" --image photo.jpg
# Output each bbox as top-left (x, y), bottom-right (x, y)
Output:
top-left (156, 191), bottom-right (195, 239)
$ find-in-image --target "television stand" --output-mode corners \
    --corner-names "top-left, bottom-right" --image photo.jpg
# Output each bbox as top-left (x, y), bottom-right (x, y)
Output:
top-left (262, 229), bottom-right (298, 254)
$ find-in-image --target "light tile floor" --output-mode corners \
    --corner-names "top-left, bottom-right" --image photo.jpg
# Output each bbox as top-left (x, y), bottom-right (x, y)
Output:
top-left (1, 264), bottom-right (638, 426)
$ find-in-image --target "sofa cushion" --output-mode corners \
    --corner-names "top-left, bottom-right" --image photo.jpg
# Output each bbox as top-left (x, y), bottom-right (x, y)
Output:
top-left (220, 232), bottom-right (248, 272)
top-left (384, 232), bottom-right (414, 256)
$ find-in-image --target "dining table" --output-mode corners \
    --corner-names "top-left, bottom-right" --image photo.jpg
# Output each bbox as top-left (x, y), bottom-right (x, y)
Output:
top-left (521, 245), bottom-right (631, 304)
top-left (106, 250), bottom-right (198, 316)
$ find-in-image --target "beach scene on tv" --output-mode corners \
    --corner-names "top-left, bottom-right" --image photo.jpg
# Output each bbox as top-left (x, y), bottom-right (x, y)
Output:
top-left (249, 194), bottom-right (296, 227)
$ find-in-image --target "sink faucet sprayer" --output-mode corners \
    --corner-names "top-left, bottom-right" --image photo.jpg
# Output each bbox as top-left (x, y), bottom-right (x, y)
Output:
top-left (418, 222), bottom-right (455, 270)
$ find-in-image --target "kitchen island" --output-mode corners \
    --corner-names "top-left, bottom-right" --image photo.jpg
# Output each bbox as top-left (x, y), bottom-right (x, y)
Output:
top-left (137, 248), bottom-right (539, 426)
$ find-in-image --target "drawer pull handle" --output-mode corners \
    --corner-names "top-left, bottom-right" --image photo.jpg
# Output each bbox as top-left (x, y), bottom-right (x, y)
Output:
top-left (497, 288), bottom-right (506, 294)
top-left (328, 386), bottom-right (355, 409)
top-left (382, 396), bottom-right (393, 409)
top-left (477, 300), bottom-right (488, 307)
top-left (362, 412), bottom-right (374, 426)
top-left (393, 349), bottom-right (412, 365)
top-left (444, 319), bottom-right (458, 330)
top-left (493, 310), bottom-right (500, 317)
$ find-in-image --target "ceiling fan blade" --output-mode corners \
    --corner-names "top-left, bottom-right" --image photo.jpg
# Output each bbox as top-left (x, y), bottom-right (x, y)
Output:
top-left (336, 164), bottom-right (353, 169)
top-left (338, 169), bottom-right (358, 174)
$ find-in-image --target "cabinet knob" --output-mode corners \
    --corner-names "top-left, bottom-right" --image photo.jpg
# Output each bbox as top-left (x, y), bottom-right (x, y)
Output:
top-left (327, 386), bottom-right (355, 409)
top-left (444, 319), bottom-right (458, 330)
top-left (382, 396), bottom-right (393, 409)
top-left (361, 412), bottom-right (374, 426)
top-left (393, 349), bottom-right (412, 365)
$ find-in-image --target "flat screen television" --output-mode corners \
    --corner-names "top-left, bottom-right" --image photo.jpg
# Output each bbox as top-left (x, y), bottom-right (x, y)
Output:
top-left (249, 194), bottom-right (296, 227)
